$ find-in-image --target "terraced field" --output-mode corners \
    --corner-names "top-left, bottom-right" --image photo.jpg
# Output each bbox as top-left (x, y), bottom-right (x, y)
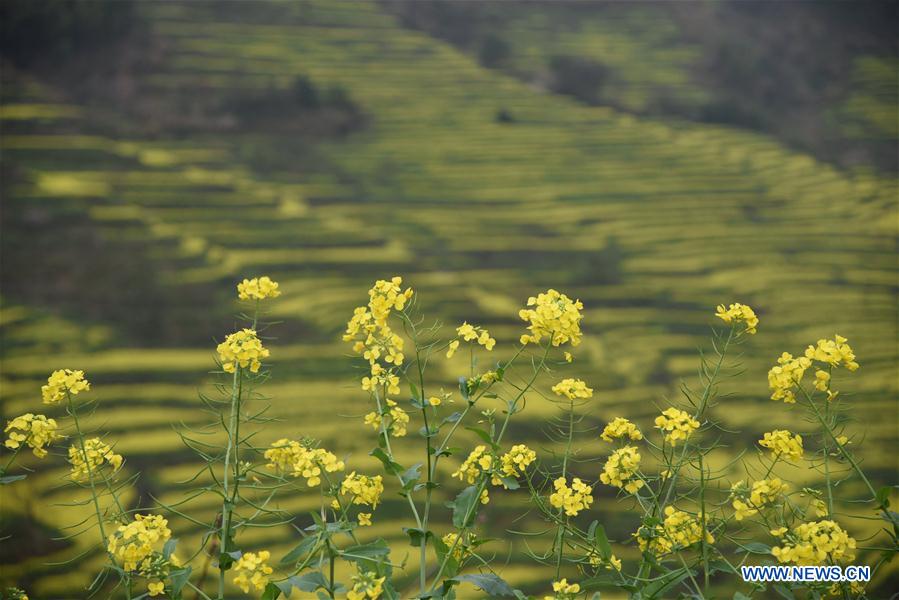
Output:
top-left (1, 2), bottom-right (897, 597)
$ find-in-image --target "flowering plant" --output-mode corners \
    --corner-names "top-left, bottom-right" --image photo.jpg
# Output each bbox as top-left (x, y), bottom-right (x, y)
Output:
top-left (1, 276), bottom-right (895, 599)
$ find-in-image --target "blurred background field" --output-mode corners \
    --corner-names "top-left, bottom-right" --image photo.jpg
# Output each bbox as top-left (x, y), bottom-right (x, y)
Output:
top-left (0, 1), bottom-right (897, 598)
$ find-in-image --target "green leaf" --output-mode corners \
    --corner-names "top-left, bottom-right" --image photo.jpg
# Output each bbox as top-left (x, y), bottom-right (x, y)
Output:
top-left (169, 567), bottom-right (192, 595)
top-left (450, 574), bottom-right (516, 597)
top-left (409, 379), bottom-right (420, 401)
top-left (708, 559), bottom-right (738, 575)
top-left (773, 584), bottom-right (796, 599)
top-left (262, 582), bottom-right (282, 600)
top-left (370, 448), bottom-right (403, 476)
top-left (591, 522), bottom-right (612, 560)
top-left (341, 540), bottom-right (391, 562)
top-left (458, 376), bottom-right (470, 400)
top-left (404, 527), bottom-right (432, 547)
top-left (448, 485), bottom-right (480, 528)
top-left (281, 535), bottom-right (319, 564)
top-left (441, 412), bottom-right (463, 425)
top-left (0, 474), bottom-right (26, 485)
top-left (432, 535), bottom-right (460, 580)
top-left (291, 571), bottom-right (329, 592)
top-left (464, 426), bottom-right (496, 449)
top-left (418, 426), bottom-right (439, 438)
top-left (499, 476), bottom-right (520, 490)
top-left (642, 568), bottom-right (692, 598)
top-left (876, 486), bottom-right (891, 508)
top-left (274, 579), bottom-right (295, 598)
top-left (163, 538), bottom-right (178, 560)
top-left (740, 542), bottom-right (772, 555)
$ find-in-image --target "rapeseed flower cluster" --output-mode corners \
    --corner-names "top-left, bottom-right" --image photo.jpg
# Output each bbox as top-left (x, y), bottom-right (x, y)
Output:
top-left (344, 277), bottom-right (412, 396)
top-left (588, 552), bottom-right (622, 572)
top-left (340, 472), bottom-right (384, 508)
top-left (771, 520), bottom-right (856, 565)
top-left (217, 329), bottom-right (269, 374)
top-left (654, 408), bottom-right (700, 445)
top-left (731, 478), bottom-right (788, 520)
top-left (442, 531), bottom-right (476, 562)
top-left (263, 439), bottom-right (345, 487)
top-left (805, 335), bottom-right (859, 371)
top-left (769, 335), bottom-right (859, 403)
top-left (452, 445), bottom-right (493, 484)
top-left (768, 352), bottom-right (812, 403)
top-left (600, 446), bottom-right (644, 494)
top-left (68, 437), bottom-right (123, 479)
top-left (551, 378), bottom-right (593, 401)
top-left (363, 398), bottom-right (409, 437)
top-left (232, 550), bottom-right (273, 594)
top-left (544, 578), bottom-right (581, 600)
top-left (347, 571), bottom-right (385, 600)
top-left (759, 430), bottom-right (804, 462)
top-left (4, 413), bottom-right (62, 458)
top-left (237, 276), bottom-right (281, 301)
top-left (600, 417), bottom-right (643, 442)
top-left (715, 303), bottom-right (759, 334)
top-left (464, 370), bottom-right (501, 397)
top-left (107, 514), bottom-right (172, 573)
top-left (549, 477), bottom-right (593, 517)
top-left (636, 506), bottom-right (714, 555)
top-left (519, 289), bottom-right (584, 347)
top-left (499, 444), bottom-right (537, 480)
top-left (41, 369), bottom-right (90, 404)
top-left (446, 322), bottom-right (496, 358)
top-left (3, 588), bottom-right (28, 600)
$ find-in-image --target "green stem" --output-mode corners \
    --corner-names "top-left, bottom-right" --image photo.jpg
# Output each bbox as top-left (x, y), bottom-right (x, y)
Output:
top-left (67, 392), bottom-right (108, 545)
top-left (373, 388), bottom-right (423, 527)
top-left (699, 453), bottom-right (709, 595)
top-left (218, 366), bottom-right (242, 599)
top-left (800, 384), bottom-right (894, 524)
top-left (429, 342), bottom-right (552, 591)
top-left (638, 326), bottom-right (734, 585)
top-left (555, 400), bottom-right (576, 579)
top-left (1, 445), bottom-right (23, 475)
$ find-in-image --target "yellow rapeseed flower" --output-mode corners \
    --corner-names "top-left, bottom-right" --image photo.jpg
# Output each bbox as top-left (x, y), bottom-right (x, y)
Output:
top-left (759, 430), bottom-right (804, 462)
top-left (447, 322), bottom-right (496, 358)
top-left (771, 520), bottom-right (856, 565)
top-left (730, 478), bottom-right (788, 521)
top-left (237, 276), bottom-right (281, 300)
top-left (499, 444), bottom-right (537, 483)
top-left (147, 581), bottom-right (165, 597)
top-left (767, 352), bottom-right (812, 403)
top-left (41, 369), bottom-right (90, 404)
top-left (340, 472), bottom-right (384, 509)
top-left (549, 477), bottom-right (593, 517)
top-left (452, 445), bottom-right (493, 484)
top-left (217, 329), bottom-right (269, 373)
top-left (107, 514), bottom-right (171, 573)
top-left (263, 439), bottom-right (344, 487)
top-left (519, 289), bottom-right (584, 347)
top-left (636, 506), bottom-right (714, 555)
top-left (654, 408), bottom-right (699, 445)
top-left (551, 378), bottom-right (593, 401)
top-left (804, 335), bottom-right (859, 371)
top-left (600, 417), bottom-right (643, 442)
top-left (232, 550), bottom-right (273, 594)
top-left (544, 578), bottom-right (581, 600)
top-left (714, 302), bottom-right (759, 334)
top-left (69, 438), bottom-right (123, 479)
top-left (347, 571), bottom-right (385, 600)
top-left (4, 413), bottom-right (62, 458)
top-left (599, 446), bottom-right (644, 494)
